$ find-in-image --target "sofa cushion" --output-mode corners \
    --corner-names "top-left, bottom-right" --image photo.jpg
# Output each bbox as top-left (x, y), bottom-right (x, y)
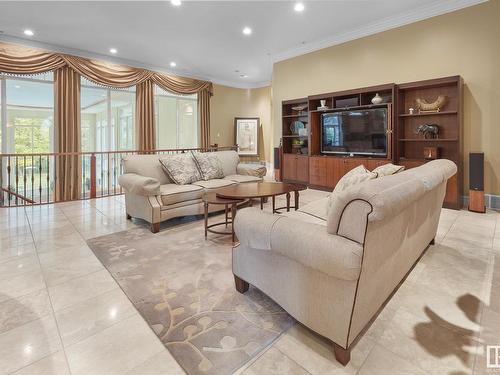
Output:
top-left (281, 210), bottom-right (327, 226)
top-left (159, 154), bottom-right (201, 185)
top-left (159, 184), bottom-right (203, 206)
top-left (192, 152), bottom-right (224, 180)
top-left (214, 150), bottom-right (240, 176)
top-left (191, 179), bottom-right (236, 190)
top-left (223, 175), bottom-right (261, 183)
top-left (328, 165), bottom-right (377, 208)
top-left (298, 197), bottom-right (328, 221)
top-left (372, 163), bottom-right (405, 177)
top-left (237, 163), bottom-right (267, 178)
top-left (122, 155), bottom-right (170, 184)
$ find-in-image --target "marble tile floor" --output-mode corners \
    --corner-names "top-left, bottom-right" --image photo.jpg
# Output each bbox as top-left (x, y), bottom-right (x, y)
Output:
top-left (0, 190), bottom-right (499, 375)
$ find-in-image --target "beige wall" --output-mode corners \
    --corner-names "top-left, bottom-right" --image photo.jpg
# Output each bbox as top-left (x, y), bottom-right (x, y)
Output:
top-left (272, 1), bottom-right (500, 195)
top-left (210, 84), bottom-right (272, 163)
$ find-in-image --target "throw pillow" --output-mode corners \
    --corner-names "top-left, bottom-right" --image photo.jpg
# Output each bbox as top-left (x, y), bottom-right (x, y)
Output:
top-left (192, 152), bottom-right (224, 180)
top-left (372, 163), bottom-right (405, 177)
top-left (328, 165), bottom-right (377, 208)
top-left (159, 153), bottom-right (201, 185)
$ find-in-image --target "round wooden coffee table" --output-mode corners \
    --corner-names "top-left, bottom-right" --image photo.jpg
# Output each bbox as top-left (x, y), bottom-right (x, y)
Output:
top-left (202, 192), bottom-right (244, 243)
top-left (216, 182), bottom-right (307, 213)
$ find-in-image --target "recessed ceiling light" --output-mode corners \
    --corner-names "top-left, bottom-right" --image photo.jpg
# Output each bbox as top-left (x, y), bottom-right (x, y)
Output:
top-left (170, 62), bottom-right (177, 68)
top-left (109, 48), bottom-right (117, 54)
top-left (294, 2), bottom-right (305, 12)
top-left (14, 85), bottom-right (21, 89)
top-left (171, 0), bottom-right (181, 6)
top-left (240, 74), bottom-right (248, 78)
top-left (23, 29), bottom-right (34, 36)
top-left (242, 27), bottom-right (252, 36)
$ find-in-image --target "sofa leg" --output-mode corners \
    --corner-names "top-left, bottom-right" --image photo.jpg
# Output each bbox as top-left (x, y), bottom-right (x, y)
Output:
top-left (151, 223), bottom-right (160, 233)
top-left (234, 275), bottom-right (249, 294)
top-left (333, 343), bottom-right (350, 366)
top-left (430, 238), bottom-right (435, 245)
top-left (126, 213), bottom-right (132, 220)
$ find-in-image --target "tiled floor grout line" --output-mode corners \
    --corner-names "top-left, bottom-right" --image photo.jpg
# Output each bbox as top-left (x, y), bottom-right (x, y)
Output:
top-left (25, 205), bottom-right (75, 375)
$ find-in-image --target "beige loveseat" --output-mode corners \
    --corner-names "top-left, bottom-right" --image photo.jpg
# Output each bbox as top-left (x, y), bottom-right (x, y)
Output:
top-left (232, 159), bottom-right (457, 365)
top-left (119, 150), bottom-right (266, 232)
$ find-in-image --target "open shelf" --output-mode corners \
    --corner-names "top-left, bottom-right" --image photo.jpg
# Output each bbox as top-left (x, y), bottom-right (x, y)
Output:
top-left (398, 138), bottom-right (458, 142)
top-left (282, 135), bottom-right (308, 138)
top-left (399, 110), bottom-right (457, 118)
top-left (282, 114), bottom-right (309, 118)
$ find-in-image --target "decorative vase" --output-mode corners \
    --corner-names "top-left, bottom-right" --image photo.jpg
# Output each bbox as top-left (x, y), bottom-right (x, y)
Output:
top-left (371, 93), bottom-right (383, 104)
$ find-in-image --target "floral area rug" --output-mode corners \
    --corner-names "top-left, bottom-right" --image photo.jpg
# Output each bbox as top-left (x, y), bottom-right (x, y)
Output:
top-left (87, 218), bottom-right (294, 375)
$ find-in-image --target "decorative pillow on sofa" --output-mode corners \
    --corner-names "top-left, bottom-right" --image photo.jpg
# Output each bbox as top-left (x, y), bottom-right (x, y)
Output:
top-left (328, 165), bottom-right (377, 208)
top-left (372, 163), bottom-right (405, 177)
top-left (192, 152), bottom-right (224, 180)
top-left (159, 154), bottom-right (201, 185)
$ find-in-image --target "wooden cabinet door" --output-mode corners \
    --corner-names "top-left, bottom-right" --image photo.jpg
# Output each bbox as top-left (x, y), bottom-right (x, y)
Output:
top-left (309, 157), bottom-right (327, 186)
top-left (296, 155), bottom-right (309, 183)
top-left (444, 174), bottom-right (459, 209)
top-left (282, 154), bottom-right (297, 181)
top-left (326, 158), bottom-right (344, 188)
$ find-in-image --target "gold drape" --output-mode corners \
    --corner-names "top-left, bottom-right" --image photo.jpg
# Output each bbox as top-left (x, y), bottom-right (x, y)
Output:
top-left (198, 88), bottom-right (211, 147)
top-left (0, 43), bottom-right (65, 74)
top-left (151, 72), bottom-right (212, 95)
top-left (54, 66), bottom-right (81, 201)
top-left (62, 55), bottom-right (153, 88)
top-left (136, 80), bottom-right (156, 151)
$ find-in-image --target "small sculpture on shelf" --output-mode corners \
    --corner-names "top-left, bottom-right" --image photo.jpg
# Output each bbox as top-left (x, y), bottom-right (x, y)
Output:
top-left (415, 95), bottom-right (447, 113)
top-left (415, 123), bottom-right (439, 139)
top-left (424, 147), bottom-right (439, 160)
top-left (371, 93), bottom-right (383, 104)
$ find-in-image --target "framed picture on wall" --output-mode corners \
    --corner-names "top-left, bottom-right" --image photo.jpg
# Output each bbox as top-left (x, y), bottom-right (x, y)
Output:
top-left (234, 117), bottom-right (259, 156)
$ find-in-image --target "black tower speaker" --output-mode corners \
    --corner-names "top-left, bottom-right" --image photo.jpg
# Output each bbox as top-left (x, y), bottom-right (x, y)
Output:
top-left (273, 147), bottom-right (281, 181)
top-left (469, 152), bottom-right (485, 213)
top-left (273, 147), bottom-right (281, 169)
top-left (469, 153), bottom-right (484, 190)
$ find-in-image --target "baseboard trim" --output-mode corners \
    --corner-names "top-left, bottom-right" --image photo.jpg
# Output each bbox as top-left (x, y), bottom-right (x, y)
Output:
top-left (462, 194), bottom-right (500, 210)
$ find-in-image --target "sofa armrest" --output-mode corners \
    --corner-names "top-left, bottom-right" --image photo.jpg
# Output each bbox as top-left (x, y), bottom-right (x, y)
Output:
top-left (118, 173), bottom-right (160, 196)
top-left (234, 208), bottom-right (363, 281)
top-left (237, 163), bottom-right (267, 178)
top-left (234, 207), bottom-right (282, 250)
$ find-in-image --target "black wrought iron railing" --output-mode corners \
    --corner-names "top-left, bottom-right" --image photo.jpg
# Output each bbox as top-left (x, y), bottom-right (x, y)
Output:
top-left (0, 146), bottom-right (237, 207)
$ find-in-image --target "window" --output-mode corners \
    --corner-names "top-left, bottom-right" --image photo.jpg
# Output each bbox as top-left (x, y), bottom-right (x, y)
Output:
top-left (154, 85), bottom-right (198, 149)
top-left (0, 72), bottom-right (54, 154)
top-left (0, 73), bottom-right (55, 204)
top-left (80, 78), bottom-right (135, 152)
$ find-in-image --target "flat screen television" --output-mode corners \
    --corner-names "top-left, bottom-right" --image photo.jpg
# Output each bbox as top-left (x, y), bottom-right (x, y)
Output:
top-left (321, 108), bottom-right (387, 156)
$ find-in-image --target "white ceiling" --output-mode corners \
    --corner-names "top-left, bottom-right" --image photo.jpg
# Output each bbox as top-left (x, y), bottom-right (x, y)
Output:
top-left (0, 0), bottom-right (485, 88)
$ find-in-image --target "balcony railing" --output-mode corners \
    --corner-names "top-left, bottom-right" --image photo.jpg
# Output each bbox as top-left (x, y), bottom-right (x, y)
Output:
top-left (0, 146), bottom-right (237, 207)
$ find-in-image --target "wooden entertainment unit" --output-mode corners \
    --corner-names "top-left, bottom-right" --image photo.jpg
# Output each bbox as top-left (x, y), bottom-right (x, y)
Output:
top-left (280, 76), bottom-right (463, 209)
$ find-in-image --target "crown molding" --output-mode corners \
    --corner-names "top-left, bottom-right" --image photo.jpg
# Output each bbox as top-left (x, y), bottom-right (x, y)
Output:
top-left (271, 0), bottom-right (487, 63)
top-left (0, 34), bottom-right (270, 89)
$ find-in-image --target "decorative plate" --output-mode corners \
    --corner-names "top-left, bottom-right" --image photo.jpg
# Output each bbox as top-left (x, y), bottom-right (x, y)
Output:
top-left (290, 121), bottom-right (305, 134)
top-left (292, 105), bottom-right (307, 112)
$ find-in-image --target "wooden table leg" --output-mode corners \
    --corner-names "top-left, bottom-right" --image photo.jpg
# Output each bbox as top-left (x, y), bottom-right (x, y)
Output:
top-left (294, 190), bottom-right (299, 211)
top-left (204, 202), bottom-right (208, 238)
top-left (260, 197), bottom-right (264, 210)
top-left (231, 203), bottom-right (237, 243)
top-left (225, 205), bottom-right (228, 227)
top-left (272, 196), bottom-right (276, 213)
top-left (286, 192), bottom-right (291, 212)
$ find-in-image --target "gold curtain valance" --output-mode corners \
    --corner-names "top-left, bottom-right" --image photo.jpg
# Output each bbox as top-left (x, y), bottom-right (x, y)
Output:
top-left (0, 41), bottom-right (212, 94)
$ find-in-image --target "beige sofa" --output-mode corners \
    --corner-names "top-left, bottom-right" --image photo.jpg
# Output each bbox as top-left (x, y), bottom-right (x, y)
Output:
top-left (232, 159), bottom-right (457, 365)
top-left (119, 150), bottom-right (266, 232)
